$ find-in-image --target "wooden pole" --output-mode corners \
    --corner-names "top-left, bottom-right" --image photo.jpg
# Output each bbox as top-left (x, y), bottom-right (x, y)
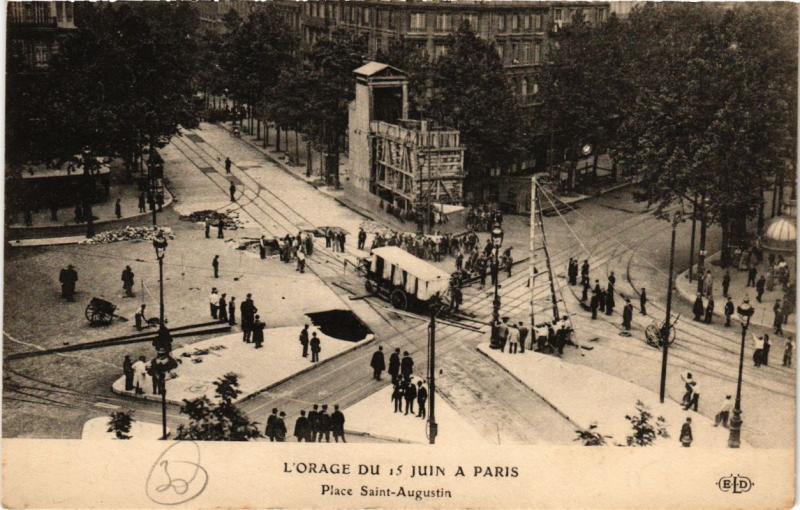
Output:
top-left (530, 176), bottom-right (537, 328)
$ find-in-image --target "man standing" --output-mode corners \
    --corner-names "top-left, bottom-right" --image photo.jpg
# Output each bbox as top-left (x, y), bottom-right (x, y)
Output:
top-left (59, 264), bottom-right (78, 301)
top-left (132, 355), bottom-right (148, 395)
top-left (400, 351), bottom-right (414, 382)
top-left (229, 182), bottom-right (236, 202)
top-left (753, 334), bottom-right (765, 367)
top-left (404, 380), bottom-right (417, 415)
top-left (714, 395), bottom-right (733, 428)
top-left (259, 235), bottom-right (267, 259)
top-left (506, 322), bottom-right (520, 354)
top-left (317, 405), bottom-right (331, 442)
top-left (209, 288), bottom-right (220, 319)
top-left (392, 384), bottom-right (403, 413)
top-left (683, 377), bottom-right (699, 411)
top-left (370, 346), bottom-right (386, 380)
top-left (756, 275), bottom-right (766, 302)
top-left (331, 405), bottom-right (346, 443)
top-left (605, 285), bottom-right (615, 316)
top-left (724, 297), bottom-right (734, 327)
top-left (217, 219), bottom-right (224, 239)
top-left (212, 255), bottom-right (219, 278)
top-left (252, 314), bottom-right (265, 349)
top-left (357, 228), bottom-right (367, 250)
top-left (299, 325), bottom-right (310, 358)
top-left (294, 410), bottom-right (309, 442)
top-left (115, 198), bottom-right (122, 219)
top-left (218, 293), bottom-right (228, 323)
top-left (581, 259), bottom-right (590, 280)
top-left (205, 217), bottom-right (211, 238)
top-left (240, 294), bottom-right (256, 343)
top-left (121, 265), bottom-right (135, 297)
top-left (388, 348), bottom-right (401, 384)
top-left (747, 265), bottom-right (757, 287)
top-left (581, 275), bottom-right (590, 302)
top-left (265, 408), bottom-right (278, 442)
top-left (622, 298), bottom-right (633, 331)
top-left (704, 297), bottom-right (714, 324)
top-left (680, 417), bottom-right (693, 447)
top-left (225, 157), bottom-right (232, 174)
top-left (590, 291), bottom-right (599, 320)
top-left (296, 249), bottom-right (306, 273)
top-left (692, 294), bottom-right (704, 321)
top-left (228, 296), bottom-right (236, 325)
top-left (518, 322), bottom-right (528, 354)
top-left (722, 270), bottom-right (731, 297)
top-left (274, 412), bottom-right (287, 442)
top-left (138, 191), bottom-right (146, 213)
top-left (307, 404), bottom-right (320, 442)
top-left (478, 256), bottom-right (487, 289)
top-left (774, 301), bottom-right (784, 336)
top-left (416, 381), bottom-right (428, 419)
top-left (310, 332), bottom-right (321, 362)
top-left (608, 271), bottom-right (616, 289)
top-left (783, 337), bottom-right (793, 367)
top-left (497, 318), bottom-right (510, 352)
top-left (640, 288), bottom-right (647, 315)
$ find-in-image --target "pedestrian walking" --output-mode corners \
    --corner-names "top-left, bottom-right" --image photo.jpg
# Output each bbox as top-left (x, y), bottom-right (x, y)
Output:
top-left (209, 288), bottom-right (219, 319)
top-left (331, 405), bottom-right (346, 443)
top-left (59, 264), bottom-right (78, 301)
top-left (704, 297), bottom-right (714, 324)
top-left (317, 405), bottom-right (331, 442)
top-left (115, 198), bottom-right (122, 219)
top-left (138, 191), bottom-right (146, 213)
top-left (205, 217), bottom-right (211, 238)
top-left (400, 351), bottom-right (414, 382)
top-left (724, 297), bottom-right (734, 326)
top-left (756, 275), bottom-right (766, 302)
top-left (228, 297), bottom-right (236, 325)
top-left (640, 288), bottom-right (647, 315)
top-left (299, 325), bottom-right (309, 357)
top-left (294, 410), bottom-right (310, 442)
top-left (404, 380), bottom-right (417, 415)
top-left (296, 249), bottom-right (306, 273)
top-left (252, 314), bottom-right (265, 349)
top-left (783, 336), bottom-right (793, 367)
top-left (680, 417), bottom-right (693, 447)
top-left (229, 182), bottom-right (236, 202)
top-left (259, 235), bottom-right (267, 259)
top-left (683, 376), bottom-right (699, 411)
top-left (241, 294), bottom-right (256, 343)
top-left (310, 332), bottom-right (321, 362)
top-left (225, 157), bottom-right (232, 174)
top-left (622, 298), bottom-right (633, 331)
top-left (692, 294), bottom-right (704, 321)
top-left (747, 266), bottom-right (757, 287)
top-left (212, 255), bottom-right (219, 278)
top-left (388, 348), bottom-right (401, 384)
top-left (714, 395), bottom-right (733, 428)
top-left (774, 301), bottom-right (784, 336)
top-left (308, 405), bottom-right (320, 442)
top-left (370, 346), bottom-right (386, 380)
top-left (121, 265), bottom-right (135, 297)
top-left (265, 408), bottom-right (278, 441)
top-left (722, 270), bottom-right (731, 297)
top-left (218, 293), bottom-right (228, 323)
top-left (123, 355), bottom-right (134, 391)
top-left (217, 219), bottom-right (224, 239)
top-left (680, 372), bottom-right (695, 409)
top-left (132, 355), bottom-right (148, 395)
top-left (417, 381), bottom-right (428, 418)
top-left (392, 383), bottom-right (403, 413)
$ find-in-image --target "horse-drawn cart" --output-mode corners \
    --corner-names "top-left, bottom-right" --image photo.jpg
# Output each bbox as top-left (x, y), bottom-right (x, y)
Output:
top-left (85, 297), bottom-right (118, 326)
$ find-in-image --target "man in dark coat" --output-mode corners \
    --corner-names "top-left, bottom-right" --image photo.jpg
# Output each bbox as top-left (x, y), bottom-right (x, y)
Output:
top-left (774, 301), bottom-right (784, 336)
top-left (400, 351), bottom-right (414, 382)
top-left (370, 346), bottom-right (386, 380)
top-left (478, 256), bottom-right (487, 288)
top-left (722, 270), bottom-right (731, 297)
top-left (693, 294), bottom-right (705, 321)
top-left (212, 255), bottom-right (219, 278)
top-left (357, 228), bottom-right (367, 250)
top-left (217, 219), bottom-right (224, 239)
top-left (307, 404), bottom-right (319, 442)
top-left (252, 314), bottom-right (265, 349)
top-left (240, 294), bottom-right (256, 342)
top-left (756, 275), bottom-right (766, 302)
top-left (265, 408), bottom-right (278, 441)
top-left (59, 265), bottom-right (78, 301)
top-left (229, 182), bottom-right (236, 202)
top-left (704, 297), bottom-right (715, 324)
top-left (331, 404), bottom-right (346, 443)
top-left (590, 292), bottom-right (599, 320)
top-left (123, 355), bottom-right (134, 391)
top-left (228, 297), bottom-right (236, 326)
top-left (747, 266), bottom-right (757, 287)
top-left (622, 298), bottom-right (633, 331)
top-left (391, 384), bottom-right (403, 413)
top-left (605, 286), bottom-right (615, 316)
top-left (404, 380), bottom-right (417, 415)
top-left (299, 325), bottom-right (310, 357)
top-left (317, 405), bottom-right (331, 442)
top-left (388, 348), bottom-right (401, 384)
top-left (581, 275), bottom-right (590, 302)
top-left (115, 198), bottom-right (122, 219)
top-left (138, 191), bottom-right (146, 213)
top-left (204, 218), bottom-right (211, 238)
top-left (218, 294), bottom-right (228, 323)
top-left (225, 157), bottom-right (232, 174)
top-left (310, 332), bottom-right (321, 362)
top-left (274, 412), bottom-right (287, 442)
top-left (121, 265), bottom-right (135, 297)
top-left (581, 260), bottom-right (590, 279)
top-left (416, 381), bottom-right (428, 419)
top-left (680, 417), bottom-right (693, 447)
top-left (294, 410), bottom-right (309, 442)
top-left (640, 288), bottom-right (647, 315)
top-left (518, 322), bottom-right (529, 354)
top-left (724, 297), bottom-right (735, 327)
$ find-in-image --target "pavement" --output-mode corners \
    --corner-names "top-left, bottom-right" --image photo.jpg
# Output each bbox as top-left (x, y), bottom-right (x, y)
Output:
top-left (675, 251), bottom-right (795, 334)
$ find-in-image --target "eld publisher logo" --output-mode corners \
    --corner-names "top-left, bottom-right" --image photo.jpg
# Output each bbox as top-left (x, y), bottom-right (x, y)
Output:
top-left (717, 474), bottom-right (754, 494)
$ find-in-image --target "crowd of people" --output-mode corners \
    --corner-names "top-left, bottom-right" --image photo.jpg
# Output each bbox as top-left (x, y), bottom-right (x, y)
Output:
top-left (368, 347), bottom-right (429, 418)
top-left (266, 404), bottom-right (347, 442)
top-left (465, 205), bottom-right (504, 232)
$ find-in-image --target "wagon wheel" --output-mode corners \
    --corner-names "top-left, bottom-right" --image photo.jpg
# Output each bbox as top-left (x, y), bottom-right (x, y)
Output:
top-left (91, 310), bottom-right (114, 326)
top-left (85, 303), bottom-right (96, 322)
top-left (390, 289), bottom-right (408, 311)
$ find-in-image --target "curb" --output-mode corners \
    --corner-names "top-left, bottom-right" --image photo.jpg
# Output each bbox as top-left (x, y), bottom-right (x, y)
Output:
top-left (110, 334), bottom-right (377, 406)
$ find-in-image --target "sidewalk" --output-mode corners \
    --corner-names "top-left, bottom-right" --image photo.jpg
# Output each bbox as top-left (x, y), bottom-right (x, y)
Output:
top-left (675, 252), bottom-right (795, 334)
top-left (477, 344), bottom-right (739, 448)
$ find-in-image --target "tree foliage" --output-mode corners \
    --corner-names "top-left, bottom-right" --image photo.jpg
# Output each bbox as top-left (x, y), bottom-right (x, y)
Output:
top-left (107, 410), bottom-right (135, 440)
top-left (175, 373), bottom-right (262, 441)
top-left (624, 400), bottom-right (669, 446)
top-left (376, 37), bottom-right (432, 118)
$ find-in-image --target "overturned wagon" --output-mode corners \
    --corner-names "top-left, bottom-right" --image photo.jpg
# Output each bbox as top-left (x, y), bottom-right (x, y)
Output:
top-left (365, 246), bottom-right (450, 311)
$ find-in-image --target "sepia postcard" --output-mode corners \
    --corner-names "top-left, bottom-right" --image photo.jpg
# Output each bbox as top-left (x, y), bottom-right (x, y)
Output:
top-left (3, 0), bottom-right (797, 508)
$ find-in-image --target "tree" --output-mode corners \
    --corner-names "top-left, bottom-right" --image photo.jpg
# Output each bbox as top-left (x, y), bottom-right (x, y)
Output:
top-left (624, 400), bottom-right (668, 446)
top-left (292, 29), bottom-right (367, 187)
top-left (427, 23), bottom-right (527, 197)
top-left (175, 373), bottom-right (262, 441)
top-left (574, 422), bottom-right (610, 446)
top-left (107, 410), bottom-right (135, 440)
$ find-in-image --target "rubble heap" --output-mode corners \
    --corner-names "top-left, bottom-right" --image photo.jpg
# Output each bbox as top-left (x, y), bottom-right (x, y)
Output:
top-left (180, 210), bottom-right (245, 230)
top-left (80, 226), bottom-right (175, 245)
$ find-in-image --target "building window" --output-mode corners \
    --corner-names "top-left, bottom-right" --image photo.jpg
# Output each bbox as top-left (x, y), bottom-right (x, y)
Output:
top-left (434, 44), bottom-right (448, 60)
top-left (599, 8), bottom-right (608, 22)
top-left (56, 2), bottom-right (63, 20)
top-left (410, 13), bottom-right (425, 31)
top-left (534, 13), bottom-right (542, 30)
top-left (435, 14), bottom-right (452, 31)
top-left (498, 15), bottom-right (505, 31)
top-left (464, 14), bottom-right (478, 30)
top-left (521, 43), bottom-right (531, 63)
top-left (511, 14), bottom-right (519, 30)
top-left (511, 78), bottom-right (518, 96)
top-left (34, 43), bottom-right (49, 69)
top-left (554, 9), bottom-right (563, 22)
top-left (532, 82), bottom-right (539, 95)
top-left (533, 42), bottom-right (541, 64)
top-left (511, 43), bottom-right (519, 64)
top-left (521, 78), bottom-right (528, 96)
top-left (364, 7), bottom-right (370, 25)
top-left (496, 44), bottom-right (504, 61)
top-left (523, 14), bottom-right (531, 30)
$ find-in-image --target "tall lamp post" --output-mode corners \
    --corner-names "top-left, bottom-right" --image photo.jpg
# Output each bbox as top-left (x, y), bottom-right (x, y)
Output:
top-left (152, 233), bottom-right (176, 439)
top-left (489, 224), bottom-right (504, 349)
top-left (659, 212), bottom-right (680, 403)
top-left (729, 298), bottom-right (754, 448)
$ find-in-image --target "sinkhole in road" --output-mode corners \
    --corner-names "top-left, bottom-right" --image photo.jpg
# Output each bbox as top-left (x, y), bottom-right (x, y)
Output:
top-left (306, 310), bottom-right (372, 342)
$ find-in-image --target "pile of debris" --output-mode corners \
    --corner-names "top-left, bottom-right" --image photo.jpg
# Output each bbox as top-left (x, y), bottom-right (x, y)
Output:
top-left (80, 226), bottom-right (175, 245)
top-left (180, 344), bottom-right (227, 364)
top-left (180, 210), bottom-right (245, 230)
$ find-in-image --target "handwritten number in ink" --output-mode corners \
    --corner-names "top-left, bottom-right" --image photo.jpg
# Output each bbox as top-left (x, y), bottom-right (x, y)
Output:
top-left (146, 442), bottom-right (209, 505)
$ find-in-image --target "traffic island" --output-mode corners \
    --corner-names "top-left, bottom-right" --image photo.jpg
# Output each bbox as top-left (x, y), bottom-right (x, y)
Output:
top-left (111, 326), bottom-right (374, 405)
top-left (477, 343), bottom-right (741, 448)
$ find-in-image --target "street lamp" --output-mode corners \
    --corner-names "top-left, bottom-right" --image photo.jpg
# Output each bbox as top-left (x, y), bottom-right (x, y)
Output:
top-left (659, 212), bottom-right (680, 403)
top-left (729, 298), bottom-right (754, 448)
top-left (490, 224), bottom-right (504, 349)
top-left (152, 232), bottom-right (175, 439)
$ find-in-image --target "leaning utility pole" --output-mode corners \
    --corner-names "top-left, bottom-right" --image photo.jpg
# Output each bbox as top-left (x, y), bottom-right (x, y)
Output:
top-left (427, 301), bottom-right (438, 444)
